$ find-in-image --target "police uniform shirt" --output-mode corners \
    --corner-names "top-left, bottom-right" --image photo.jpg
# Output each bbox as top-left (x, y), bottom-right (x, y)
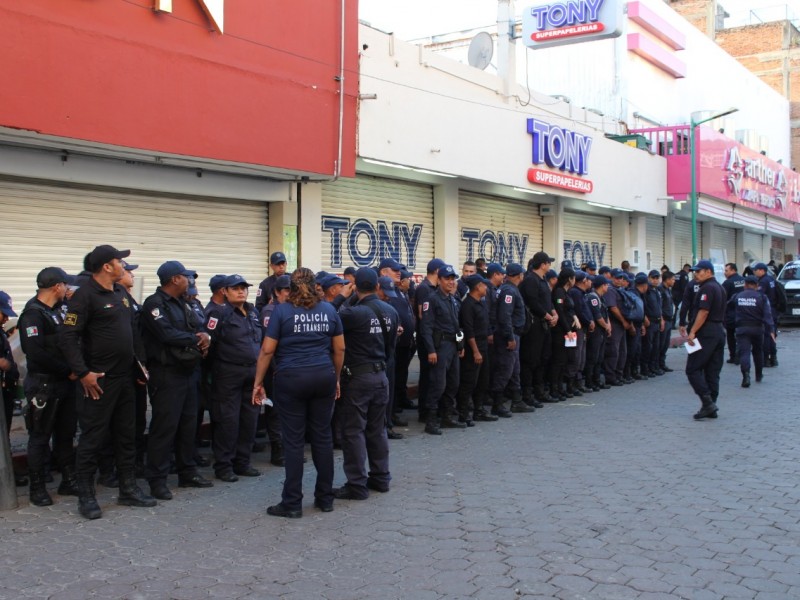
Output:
top-left (552, 287), bottom-right (575, 333)
top-left (413, 279), bottom-right (437, 318)
top-left (259, 300), bottom-right (279, 334)
top-left (485, 282), bottom-right (500, 334)
top-left (456, 279), bottom-right (469, 301)
top-left (0, 327), bottom-right (18, 389)
top-left (644, 286), bottom-right (662, 321)
top-left (419, 288), bottom-right (461, 350)
top-left (125, 290), bottom-right (147, 362)
top-left (519, 271), bottom-right (553, 318)
top-left (680, 282), bottom-right (700, 327)
top-left (568, 286), bottom-right (592, 328)
top-left (585, 290), bottom-right (607, 323)
top-left (603, 285), bottom-right (621, 322)
top-left (59, 277), bottom-right (135, 379)
top-left (141, 288), bottom-right (200, 365)
top-left (495, 283), bottom-right (525, 342)
top-left (757, 274), bottom-right (778, 311)
top-left (18, 297), bottom-right (71, 378)
top-left (255, 274), bottom-right (278, 312)
top-left (460, 294), bottom-right (489, 343)
top-left (722, 273), bottom-right (745, 300)
top-left (657, 284), bottom-right (674, 320)
top-left (691, 278), bottom-right (726, 330)
top-left (263, 301), bottom-right (343, 370)
top-left (734, 289), bottom-right (773, 332)
top-left (387, 292), bottom-right (415, 348)
top-left (205, 302), bottom-right (262, 365)
top-left (339, 293), bottom-right (398, 366)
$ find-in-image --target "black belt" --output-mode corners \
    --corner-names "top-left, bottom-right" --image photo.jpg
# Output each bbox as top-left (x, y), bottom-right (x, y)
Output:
top-left (27, 372), bottom-right (67, 382)
top-left (343, 362), bottom-right (385, 377)
top-left (737, 321), bottom-right (764, 328)
top-left (217, 359), bottom-right (256, 367)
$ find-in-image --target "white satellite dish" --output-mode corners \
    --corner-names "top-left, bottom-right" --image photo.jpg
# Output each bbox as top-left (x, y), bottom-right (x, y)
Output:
top-left (467, 32), bottom-right (494, 70)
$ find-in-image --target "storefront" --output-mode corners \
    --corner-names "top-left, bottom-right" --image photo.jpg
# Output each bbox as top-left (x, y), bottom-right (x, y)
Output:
top-left (562, 210), bottom-right (612, 267)
top-left (645, 215), bottom-right (665, 270)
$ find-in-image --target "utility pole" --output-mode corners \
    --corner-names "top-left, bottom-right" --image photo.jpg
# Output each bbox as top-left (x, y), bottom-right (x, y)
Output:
top-left (497, 0), bottom-right (517, 100)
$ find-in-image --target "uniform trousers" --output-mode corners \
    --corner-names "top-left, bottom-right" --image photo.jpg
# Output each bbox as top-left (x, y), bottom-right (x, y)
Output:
top-left (145, 364), bottom-right (198, 482)
top-left (625, 324), bottom-right (642, 375)
top-left (685, 324), bottom-right (726, 400)
top-left (75, 371), bottom-right (136, 480)
top-left (584, 328), bottom-right (606, 385)
top-left (642, 321), bottom-right (660, 372)
top-left (763, 317), bottom-right (778, 359)
top-left (659, 322), bottom-right (672, 368)
top-left (24, 376), bottom-right (76, 473)
top-left (339, 370), bottom-right (390, 496)
top-left (274, 366), bottom-right (336, 511)
top-left (457, 338), bottom-right (489, 417)
top-left (565, 329), bottom-right (585, 380)
top-left (603, 322), bottom-right (627, 383)
top-left (416, 338), bottom-right (431, 419)
top-left (736, 326), bottom-right (764, 376)
top-left (520, 325), bottom-right (548, 390)
top-left (134, 375), bottom-right (148, 461)
top-left (725, 324), bottom-right (738, 361)
top-left (425, 339), bottom-right (460, 419)
top-left (211, 362), bottom-right (259, 474)
top-left (549, 329), bottom-right (570, 390)
top-left (490, 335), bottom-right (520, 396)
top-left (393, 344), bottom-right (415, 409)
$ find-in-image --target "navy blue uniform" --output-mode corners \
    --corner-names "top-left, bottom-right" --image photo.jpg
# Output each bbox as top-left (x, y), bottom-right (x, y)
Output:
top-left (757, 273), bottom-right (779, 362)
top-left (255, 274), bottom-right (279, 313)
top-left (734, 289), bottom-right (772, 378)
top-left (584, 289), bottom-right (607, 387)
top-left (491, 283), bottom-right (525, 399)
top-left (685, 278), bottom-right (726, 402)
top-left (567, 286), bottom-right (591, 382)
top-left (205, 301), bottom-right (262, 476)
top-left (642, 286), bottom-right (662, 374)
top-left (338, 294), bottom-right (398, 498)
top-left (603, 285), bottom-right (627, 384)
top-left (657, 283), bottom-right (674, 370)
top-left (519, 271), bottom-right (552, 396)
top-left (0, 324), bottom-right (19, 436)
top-left (550, 286), bottom-right (576, 396)
top-left (413, 278), bottom-right (437, 419)
top-left (723, 273), bottom-right (746, 361)
top-left (126, 290), bottom-right (149, 467)
top-left (141, 288), bottom-right (203, 484)
top-left (419, 288), bottom-right (461, 423)
top-left (457, 294), bottom-right (490, 419)
top-left (387, 291), bottom-right (416, 414)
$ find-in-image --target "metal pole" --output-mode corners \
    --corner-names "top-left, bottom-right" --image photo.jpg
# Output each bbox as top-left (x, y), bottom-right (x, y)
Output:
top-left (0, 402), bottom-right (19, 510)
top-left (690, 121), bottom-right (698, 265)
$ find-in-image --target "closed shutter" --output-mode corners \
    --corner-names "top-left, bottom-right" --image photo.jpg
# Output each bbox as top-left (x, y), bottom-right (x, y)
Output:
top-left (321, 176), bottom-right (434, 272)
top-left (673, 218), bottom-right (704, 266)
top-left (458, 191), bottom-right (543, 265)
top-left (0, 180), bottom-right (268, 306)
top-left (711, 225), bottom-right (737, 265)
top-left (645, 216), bottom-right (665, 271)
top-left (743, 231), bottom-right (764, 263)
top-left (562, 210), bottom-right (612, 267)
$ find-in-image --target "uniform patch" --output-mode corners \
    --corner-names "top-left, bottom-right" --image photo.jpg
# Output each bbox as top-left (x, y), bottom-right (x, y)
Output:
top-left (556, 298), bottom-right (563, 304)
top-left (504, 295), bottom-right (512, 304)
top-left (422, 302), bottom-right (430, 312)
top-left (256, 288), bottom-right (262, 297)
top-left (122, 297), bottom-right (130, 308)
top-left (263, 316), bottom-right (270, 327)
top-left (64, 313), bottom-right (77, 326)
top-left (25, 326), bottom-right (39, 337)
top-left (701, 294), bottom-right (707, 301)
top-left (207, 317), bottom-right (219, 330)
top-left (103, 303), bottom-right (114, 309)
top-left (591, 299), bottom-right (599, 306)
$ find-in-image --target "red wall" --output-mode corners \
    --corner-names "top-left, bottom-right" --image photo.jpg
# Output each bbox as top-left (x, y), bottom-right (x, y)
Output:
top-left (0, 0), bottom-right (357, 177)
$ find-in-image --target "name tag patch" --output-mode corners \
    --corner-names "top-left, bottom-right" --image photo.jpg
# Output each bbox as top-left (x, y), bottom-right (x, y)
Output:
top-left (504, 295), bottom-right (513, 304)
top-left (207, 317), bottom-right (219, 330)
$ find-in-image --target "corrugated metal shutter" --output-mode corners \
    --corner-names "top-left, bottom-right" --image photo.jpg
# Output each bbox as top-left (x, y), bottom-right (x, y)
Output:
top-left (0, 180), bottom-right (268, 306)
top-left (645, 216), bottom-right (665, 271)
top-left (743, 231), bottom-right (764, 263)
top-left (711, 225), bottom-right (737, 265)
top-left (321, 176), bottom-right (434, 273)
top-left (562, 210), bottom-right (612, 267)
top-left (673, 218), bottom-right (703, 266)
top-left (458, 191), bottom-right (542, 265)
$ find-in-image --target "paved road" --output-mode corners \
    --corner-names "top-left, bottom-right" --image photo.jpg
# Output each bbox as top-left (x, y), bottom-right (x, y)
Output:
top-left (2, 332), bottom-right (799, 599)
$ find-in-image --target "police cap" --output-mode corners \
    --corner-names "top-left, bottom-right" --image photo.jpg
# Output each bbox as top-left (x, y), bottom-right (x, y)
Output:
top-left (36, 266), bottom-right (69, 289)
top-left (209, 274), bottom-right (227, 291)
top-left (648, 270), bottom-right (661, 279)
top-left (438, 265), bottom-right (457, 279)
top-left (532, 251), bottom-right (554, 268)
top-left (752, 262), bottom-right (768, 272)
top-left (634, 272), bottom-right (649, 285)
top-left (464, 274), bottom-right (490, 289)
top-left (0, 291), bottom-right (17, 318)
top-left (377, 276), bottom-right (399, 297)
top-left (427, 258), bottom-right (446, 274)
top-left (320, 274), bottom-right (347, 290)
top-left (598, 266), bottom-right (611, 275)
top-left (224, 274), bottom-right (252, 288)
top-left (506, 263), bottom-right (525, 277)
top-left (355, 267), bottom-right (378, 291)
top-left (585, 261), bottom-right (598, 271)
top-left (592, 276), bottom-right (608, 289)
top-left (157, 260), bottom-right (194, 284)
top-left (691, 260), bottom-right (715, 272)
top-left (378, 258), bottom-right (402, 272)
top-left (574, 270), bottom-right (587, 282)
top-left (744, 275), bottom-right (758, 285)
top-left (274, 274), bottom-right (291, 290)
top-left (270, 252), bottom-right (287, 265)
top-left (88, 245), bottom-right (131, 272)
top-left (487, 262), bottom-right (506, 276)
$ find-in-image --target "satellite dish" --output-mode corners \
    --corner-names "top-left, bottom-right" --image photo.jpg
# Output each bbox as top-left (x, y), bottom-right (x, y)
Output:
top-left (468, 32), bottom-right (494, 70)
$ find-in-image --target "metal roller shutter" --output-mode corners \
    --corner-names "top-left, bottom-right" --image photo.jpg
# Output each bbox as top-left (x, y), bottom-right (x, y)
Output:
top-left (673, 218), bottom-right (704, 266)
top-left (743, 231), bottom-right (764, 263)
top-left (562, 210), bottom-right (612, 267)
top-left (458, 191), bottom-right (543, 266)
top-left (0, 180), bottom-right (269, 306)
top-left (711, 225), bottom-right (737, 265)
top-left (321, 176), bottom-right (434, 273)
top-left (645, 216), bottom-right (665, 271)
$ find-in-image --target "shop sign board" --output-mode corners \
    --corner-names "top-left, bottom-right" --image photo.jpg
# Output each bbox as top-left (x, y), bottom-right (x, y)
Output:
top-left (461, 228), bottom-right (530, 265)
top-left (322, 216), bottom-right (424, 269)
top-left (527, 118), bottom-right (594, 193)
top-left (521, 0), bottom-right (623, 49)
top-left (563, 240), bottom-right (607, 266)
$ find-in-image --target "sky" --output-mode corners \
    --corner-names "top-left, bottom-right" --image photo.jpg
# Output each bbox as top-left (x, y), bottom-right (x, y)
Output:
top-left (358, 0), bottom-right (800, 40)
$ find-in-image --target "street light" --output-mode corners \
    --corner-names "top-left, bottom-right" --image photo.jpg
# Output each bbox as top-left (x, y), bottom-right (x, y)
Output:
top-left (690, 107), bottom-right (739, 263)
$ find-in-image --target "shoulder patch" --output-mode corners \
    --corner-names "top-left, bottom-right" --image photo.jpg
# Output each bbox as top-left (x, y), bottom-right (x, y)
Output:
top-left (422, 301), bottom-right (430, 312)
top-left (591, 299), bottom-right (599, 306)
top-left (504, 295), bottom-right (513, 304)
top-left (122, 297), bottom-right (130, 308)
top-left (150, 308), bottom-right (160, 318)
top-left (25, 326), bottom-right (39, 337)
top-left (700, 294), bottom-right (707, 301)
top-left (256, 288), bottom-right (262, 297)
top-left (64, 313), bottom-right (77, 326)
top-left (263, 316), bottom-right (270, 328)
top-left (207, 316), bottom-right (219, 330)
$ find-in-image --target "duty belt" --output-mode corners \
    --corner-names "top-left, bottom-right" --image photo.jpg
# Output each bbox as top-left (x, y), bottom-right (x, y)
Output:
top-left (343, 362), bottom-right (386, 377)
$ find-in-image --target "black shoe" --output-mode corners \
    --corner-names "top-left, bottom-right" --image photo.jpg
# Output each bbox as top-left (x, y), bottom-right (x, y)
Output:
top-left (694, 402), bottom-right (719, 420)
top-left (726, 358), bottom-right (737, 364)
top-left (440, 417), bottom-right (467, 429)
top-left (149, 481), bottom-right (173, 501)
top-left (424, 422), bottom-right (442, 435)
top-left (179, 473), bottom-right (214, 488)
top-left (78, 495), bottom-right (102, 520)
top-left (755, 372), bottom-right (763, 383)
top-left (366, 479), bottom-right (390, 493)
top-left (118, 484), bottom-right (157, 508)
top-left (216, 471), bottom-right (239, 483)
top-left (473, 411), bottom-right (499, 422)
top-left (652, 369), bottom-right (664, 376)
top-left (233, 466), bottom-right (261, 477)
top-left (401, 399), bottom-right (418, 410)
top-left (510, 402), bottom-right (535, 413)
top-left (623, 378), bottom-right (635, 384)
top-left (313, 499), bottom-right (334, 512)
top-left (194, 454), bottom-right (211, 468)
top-left (741, 374), bottom-right (751, 388)
top-left (661, 366), bottom-right (673, 373)
top-left (491, 406), bottom-right (513, 418)
top-left (267, 503), bottom-right (302, 518)
top-left (333, 485), bottom-right (368, 500)
top-left (196, 439), bottom-right (212, 448)
top-left (387, 429), bottom-right (405, 440)
top-left (458, 417), bottom-right (476, 427)
top-left (391, 414), bottom-right (409, 427)
top-left (597, 383), bottom-right (611, 390)
top-left (609, 380), bottom-right (624, 387)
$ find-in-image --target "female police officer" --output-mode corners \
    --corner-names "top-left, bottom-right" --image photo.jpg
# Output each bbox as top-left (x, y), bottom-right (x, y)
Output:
top-left (252, 268), bottom-right (345, 518)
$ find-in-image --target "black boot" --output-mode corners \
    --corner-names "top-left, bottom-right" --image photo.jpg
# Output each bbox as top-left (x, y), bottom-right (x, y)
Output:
top-left (270, 441), bottom-right (285, 467)
top-left (509, 390), bottom-right (535, 413)
top-left (693, 395), bottom-right (718, 420)
top-left (741, 371), bottom-right (751, 388)
top-left (29, 470), bottom-right (53, 507)
top-left (424, 417), bottom-right (442, 435)
top-left (117, 471), bottom-right (157, 507)
top-left (473, 408), bottom-right (499, 422)
top-left (57, 465), bottom-right (79, 496)
top-left (569, 380), bottom-right (583, 397)
top-left (77, 478), bottom-right (102, 520)
top-left (490, 393), bottom-right (513, 418)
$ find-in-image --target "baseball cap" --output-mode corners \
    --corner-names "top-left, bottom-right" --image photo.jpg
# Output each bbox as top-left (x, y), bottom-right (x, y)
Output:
top-left (438, 265), bottom-right (457, 278)
top-left (465, 274), bottom-right (490, 289)
top-left (320, 274), bottom-right (347, 290)
top-left (378, 258), bottom-right (402, 272)
top-left (744, 275), bottom-right (758, 284)
top-left (598, 266), bottom-right (611, 275)
top-left (209, 274), bottom-right (227, 291)
top-left (157, 260), bottom-right (194, 283)
top-left (752, 262), bottom-right (768, 271)
top-left (648, 270), bottom-right (661, 279)
top-left (315, 271), bottom-right (330, 283)
top-left (561, 260), bottom-right (574, 269)
top-left (274, 274), bottom-right (291, 290)
top-left (343, 266), bottom-right (357, 276)
top-left (506, 263), bottom-right (525, 277)
top-left (186, 277), bottom-right (199, 296)
top-left (574, 270), bottom-right (587, 282)
top-left (36, 266), bottom-right (69, 289)
top-left (592, 276), bottom-right (608, 289)
top-left (224, 274), bottom-right (252, 288)
top-left (634, 272), bottom-right (649, 284)
top-left (87, 245), bottom-right (130, 272)
top-left (532, 251), bottom-right (554, 268)
top-left (355, 267), bottom-right (378, 290)
top-left (122, 261), bottom-right (139, 271)
top-left (546, 269), bottom-right (558, 279)
top-left (427, 258), bottom-right (446, 273)
top-left (585, 261), bottom-right (598, 271)
top-left (0, 291), bottom-right (17, 318)
top-left (487, 262), bottom-right (506, 276)
top-left (400, 269), bottom-right (413, 280)
top-left (377, 276), bottom-right (399, 297)
top-left (691, 260), bottom-right (715, 272)
top-left (270, 252), bottom-right (287, 265)
top-left (611, 268), bottom-right (625, 278)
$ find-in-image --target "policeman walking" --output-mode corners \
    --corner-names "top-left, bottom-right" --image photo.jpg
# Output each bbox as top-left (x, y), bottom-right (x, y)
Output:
top-left (722, 263), bottom-right (746, 364)
top-left (733, 275), bottom-right (774, 387)
top-left (753, 262), bottom-right (779, 367)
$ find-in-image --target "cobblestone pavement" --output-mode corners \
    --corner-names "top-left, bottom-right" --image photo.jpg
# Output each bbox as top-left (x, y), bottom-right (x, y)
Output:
top-left (2, 331), bottom-right (800, 600)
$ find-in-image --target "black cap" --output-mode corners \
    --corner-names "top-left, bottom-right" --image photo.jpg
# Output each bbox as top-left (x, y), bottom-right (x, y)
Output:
top-left (532, 252), bottom-right (554, 268)
top-left (464, 274), bottom-right (490, 289)
top-left (36, 267), bottom-right (69, 288)
top-left (270, 252), bottom-right (287, 265)
top-left (274, 274), bottom-right (291, 290)
top-left (355, 267), bottom-right (379, 290)
top-left (87, 245), bottom-right (130, 271)
top-left (343, 266), bottom-right (357, 276)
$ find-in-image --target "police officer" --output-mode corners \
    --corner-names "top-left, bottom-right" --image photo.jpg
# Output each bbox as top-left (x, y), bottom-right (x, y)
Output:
top-left (602, 269), bottom-right (632, 386)
top-left (753, 262), bottom-right (779, 367)
top-left (419, 264), bottom-right (464, 434)
top-left (685, 260), bottom-right (726, 420)
top-left (207, 274), bottom-right (227, 310)
top-left (334, 268), bottom-right (398, 500)
top-left (18, 267), bottom-right (78, 506)
top-left (584, 276), bottom-right (611, 391)
top-left (641, 271), bottom-right (664, 377)
top-left (584, 261), bottom-right (598, 278)
top-left (141, 261), bottom-right (213, 500)
top-left (722, 263), bottom-right (746, 364)
top-left (657, 271), bottom-right (676, 372)
top-left (568, 271), bottom-right (593, 393)
top-left (673, 263), bottom-right (691, 328)
top-left (59, 245), bottom-right (156, 519)
top-left (734, 275), bottom-right (774, 387)
top-left (491, 263), bottom-right (532, 413)
top-left (255, 251), bottom-right (288, 312)
top-left (456, 273), bottom-right (497, 425)
top-left (375, 276), bottom-right (406, 438)
top-left (0, 291), bottom-right (21, 467)
top-left (378, 258), bottom-right (402, 284)
top-left (388, 269), bottom-right (417, 415)
top-left (205, 274), bottom-right (263, 481)
top-left (456, 261), bottom-right (477, 300)
top-left (413, 258), bottom-right (445, 424)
